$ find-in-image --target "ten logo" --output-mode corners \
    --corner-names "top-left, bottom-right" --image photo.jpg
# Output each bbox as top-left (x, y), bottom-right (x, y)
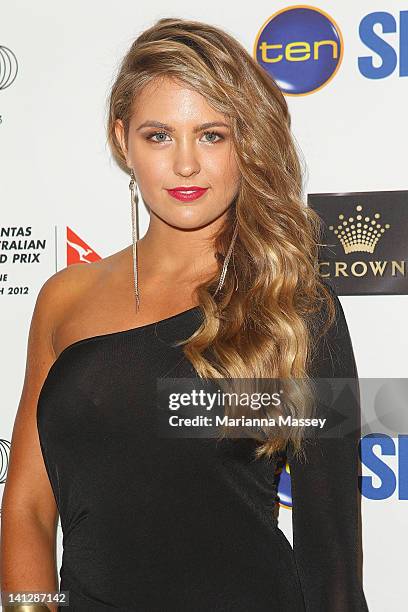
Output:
top-left (253, 5), bottom-right (343, 95)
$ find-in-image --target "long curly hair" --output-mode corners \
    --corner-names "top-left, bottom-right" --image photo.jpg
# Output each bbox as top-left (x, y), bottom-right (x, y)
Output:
top-left (106, 17), bottom-right (336, 461)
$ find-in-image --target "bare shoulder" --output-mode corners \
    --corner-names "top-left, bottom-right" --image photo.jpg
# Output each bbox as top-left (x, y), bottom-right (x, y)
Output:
top-left (51, 247), bottom-right (132, 356)
top-left (40, 247), bottom-right (129, 352)
top-left (37, 262), bottom-right (98, 332)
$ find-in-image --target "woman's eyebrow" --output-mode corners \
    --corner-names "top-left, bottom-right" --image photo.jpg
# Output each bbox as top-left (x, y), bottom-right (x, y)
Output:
top-left (136, 120), bottom-right (230, 132)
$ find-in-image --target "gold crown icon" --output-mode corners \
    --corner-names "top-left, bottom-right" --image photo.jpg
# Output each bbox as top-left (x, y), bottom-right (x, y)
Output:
top-left (328, 204), bottom-right (390, 254)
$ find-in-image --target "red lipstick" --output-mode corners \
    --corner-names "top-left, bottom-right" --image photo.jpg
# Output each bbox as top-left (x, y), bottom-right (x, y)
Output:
top-left (166, 186), bottom-right (208, 202)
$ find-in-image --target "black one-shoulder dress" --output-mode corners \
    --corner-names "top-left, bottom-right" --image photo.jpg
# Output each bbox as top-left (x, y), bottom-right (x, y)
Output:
top-left (37, 285), bottom-right (369, 611)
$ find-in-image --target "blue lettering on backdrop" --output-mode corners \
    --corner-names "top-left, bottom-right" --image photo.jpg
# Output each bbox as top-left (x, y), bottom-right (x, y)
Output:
top-left (359, 10), bottom-right (408, 78)
top-left (360, 434), bottom-right (408, 500)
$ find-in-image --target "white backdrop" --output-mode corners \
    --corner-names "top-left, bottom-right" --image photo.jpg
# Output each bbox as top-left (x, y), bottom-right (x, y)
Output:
top-left (1, 2), bottom-right (408, 610)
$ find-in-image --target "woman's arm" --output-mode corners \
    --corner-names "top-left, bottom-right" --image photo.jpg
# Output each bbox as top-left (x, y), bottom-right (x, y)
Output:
top-left (0, 275), bottom-right (68, 612)
top-left (285, 283), bottom-right (369, 611)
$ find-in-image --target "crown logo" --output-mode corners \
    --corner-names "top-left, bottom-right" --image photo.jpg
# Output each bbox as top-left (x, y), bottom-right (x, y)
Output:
top-left (328, 204), bottom-right (390, 254)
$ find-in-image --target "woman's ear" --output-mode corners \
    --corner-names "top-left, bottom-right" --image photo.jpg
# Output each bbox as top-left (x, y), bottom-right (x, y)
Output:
top-left (114, 119), bottom-right (130, 168)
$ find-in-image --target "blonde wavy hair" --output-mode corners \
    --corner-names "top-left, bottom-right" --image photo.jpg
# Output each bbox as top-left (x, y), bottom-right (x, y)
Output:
top-left (106, 17), bottom-right (336, 461)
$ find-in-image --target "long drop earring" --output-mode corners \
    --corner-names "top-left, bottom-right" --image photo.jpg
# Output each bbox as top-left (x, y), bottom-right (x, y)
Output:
top-left (232, 243), bottom-right (239, 292)
top-left (212, 220), bottom-right (239, 297)
top-left (129, 169), bottom-right (141, 311)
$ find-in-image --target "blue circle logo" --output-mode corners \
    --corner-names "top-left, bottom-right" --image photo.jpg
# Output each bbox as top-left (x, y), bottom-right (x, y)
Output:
top-left (254, 5), bottom-right (344, 95)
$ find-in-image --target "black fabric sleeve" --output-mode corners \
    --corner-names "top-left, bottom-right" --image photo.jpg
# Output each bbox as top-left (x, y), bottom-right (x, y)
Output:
top-left (285, 284), bottom-right (370, 611)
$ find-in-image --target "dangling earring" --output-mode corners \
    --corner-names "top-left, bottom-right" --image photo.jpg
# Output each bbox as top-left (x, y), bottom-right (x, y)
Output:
top-left (232, 239), bottom-right (239, 292)
top-left (129, 169), bottom-right (140, 311)
top-left (212, 220), bottom-right (239, 297)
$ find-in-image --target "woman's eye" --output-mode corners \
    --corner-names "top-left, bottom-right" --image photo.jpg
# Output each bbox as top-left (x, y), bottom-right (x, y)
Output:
top-left (202, 131), bottom-right (223, 143)
top-left (148, 131), bottom-right (171, 143)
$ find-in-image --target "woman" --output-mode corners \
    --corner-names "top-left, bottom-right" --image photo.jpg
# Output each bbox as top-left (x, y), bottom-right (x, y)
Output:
top-left (1, 17), bottom-right (369, 612)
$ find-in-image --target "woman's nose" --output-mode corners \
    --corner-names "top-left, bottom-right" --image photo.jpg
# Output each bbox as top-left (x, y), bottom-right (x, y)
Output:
top-left (173, 140), bottom-right (201, 176)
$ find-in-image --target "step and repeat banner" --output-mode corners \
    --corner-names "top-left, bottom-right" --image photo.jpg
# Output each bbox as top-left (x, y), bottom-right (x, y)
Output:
top-left (1, 2), bottom-right (407, 610)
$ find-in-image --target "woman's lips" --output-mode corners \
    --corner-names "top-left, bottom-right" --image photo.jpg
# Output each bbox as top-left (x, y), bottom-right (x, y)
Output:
top-left (166, 187), bottom-right (208, 202)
